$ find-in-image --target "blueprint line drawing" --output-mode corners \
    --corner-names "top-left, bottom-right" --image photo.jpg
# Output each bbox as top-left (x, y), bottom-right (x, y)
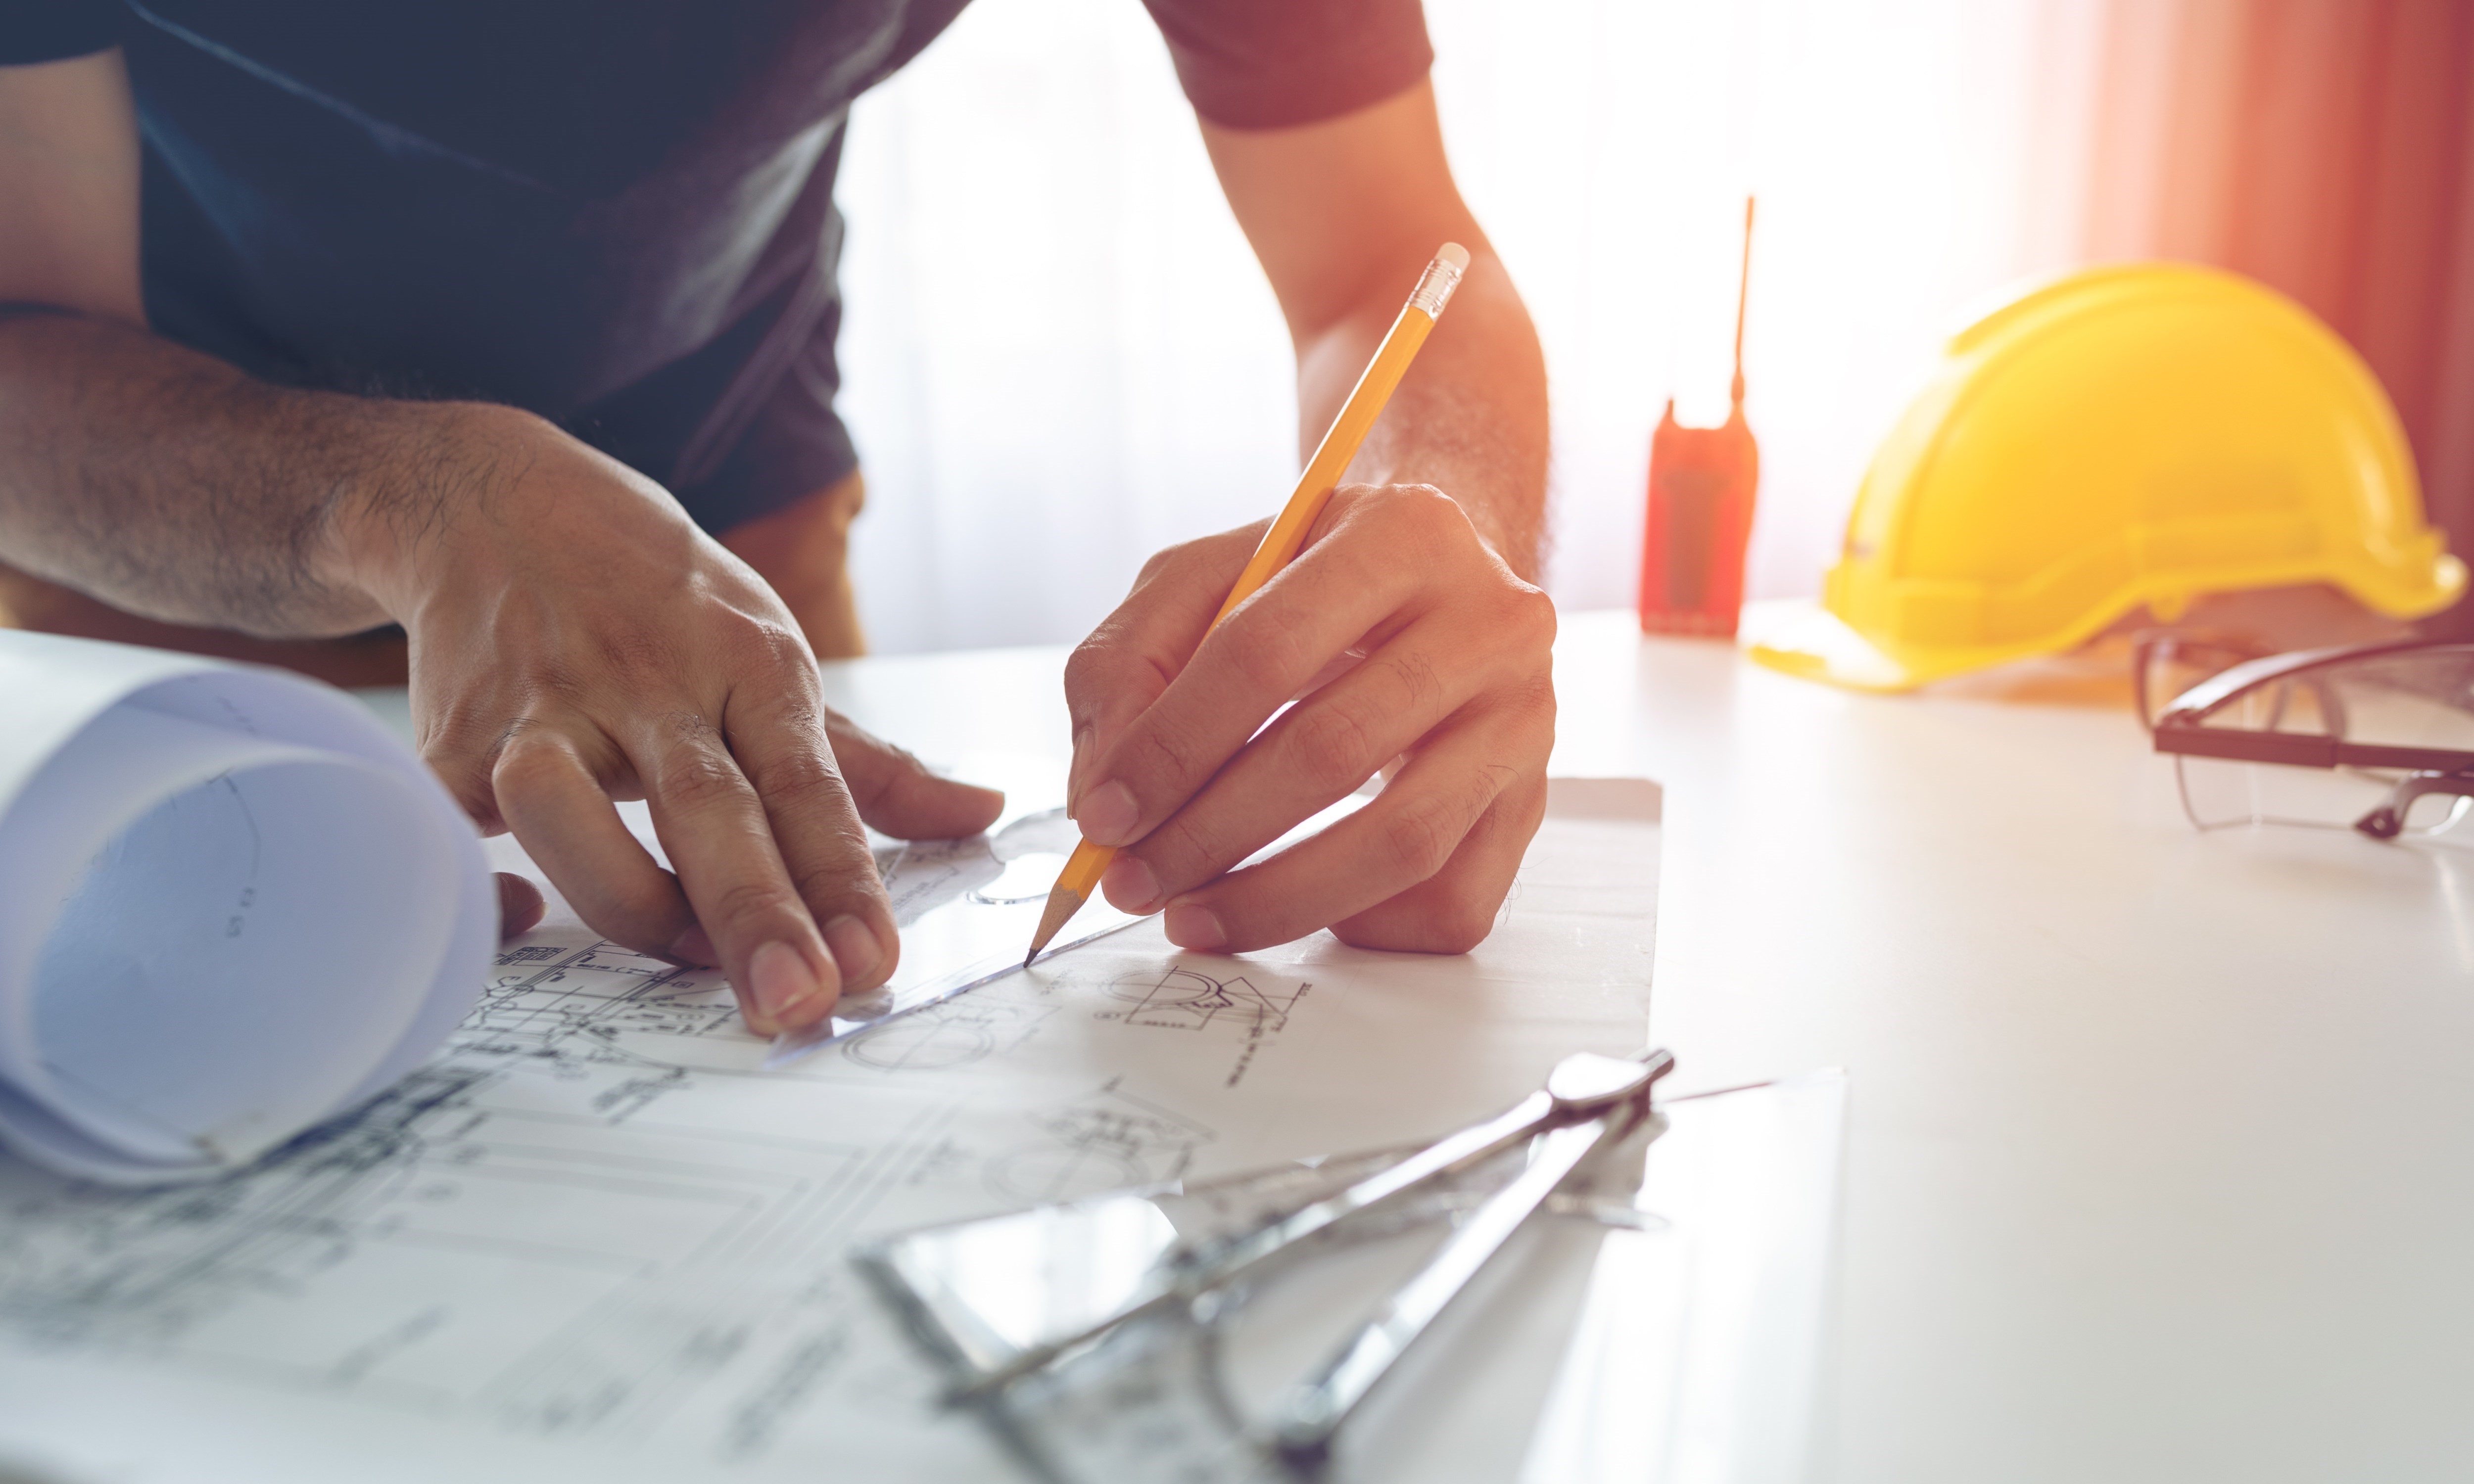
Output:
top-left (1089, 964), bottom-right (1311, 1087)
top-left (841, 996), bottom-right (1053, 1073)
top-left (983, 1080), bottom-right (1215, 1205)
top-left (869, 808), bottom-right (1079, 924)
top-left (0, 782), bottom-right (1662, 1484)
top-left (0, 928), bottom-right (1057, 1457)
top-left (0, 930), bottom-right (1295, 1464)
top-left (1097, 966), bottom-right (1307, 1035)
top-left (0, 916), bottom-right (1305, 1465)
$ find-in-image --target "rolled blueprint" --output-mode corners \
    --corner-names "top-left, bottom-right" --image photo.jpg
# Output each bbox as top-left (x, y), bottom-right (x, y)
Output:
top-left (0, 630), bottom-right (491, 1185)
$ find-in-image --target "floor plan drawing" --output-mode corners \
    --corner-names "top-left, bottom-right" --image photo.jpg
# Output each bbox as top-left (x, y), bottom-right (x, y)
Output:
top-left (0, 927), bottom-right (991, 1461)
top-left (0, 921), bottom-right (1281, 1469)
top-left (1087, 964), bottom-right (1312, 1087)
top-left (0, 783), bottom-right (1663, 1484)
top-left (1096, 965), bottom-right (1309, 1036)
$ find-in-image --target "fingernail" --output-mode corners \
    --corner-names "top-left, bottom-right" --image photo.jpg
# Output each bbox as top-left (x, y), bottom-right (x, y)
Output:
top-left (1079, 781), bottom-right (1141, 845)
top-left (1102, 854), bottom-right (1163, 913)
top-left (1163, 901), bottom-right (1228, 953)
top-left (823, 914), bottom-right (884, 989)
top-left (671, 924), bottom-right (717, 967)
top-left (749, 940), bottom-right (823, 1027)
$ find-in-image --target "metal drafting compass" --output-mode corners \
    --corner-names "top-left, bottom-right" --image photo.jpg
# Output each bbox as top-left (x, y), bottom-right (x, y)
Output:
top-left (857, 1045), bottom-right (1675, 1482)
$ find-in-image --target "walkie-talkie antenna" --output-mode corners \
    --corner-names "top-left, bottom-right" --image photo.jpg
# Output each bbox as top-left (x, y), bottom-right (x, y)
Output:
top-left (1730, 196), bottom-right (1756, 411)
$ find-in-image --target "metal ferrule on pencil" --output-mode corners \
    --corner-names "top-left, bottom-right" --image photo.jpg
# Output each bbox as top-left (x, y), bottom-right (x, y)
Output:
top-left (1408, 254), bottom-right (1466, 317)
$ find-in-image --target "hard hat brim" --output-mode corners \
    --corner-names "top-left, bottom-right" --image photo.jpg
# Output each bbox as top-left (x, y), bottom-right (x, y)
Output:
top-left (1744, 600), bottom-right (2014, 693)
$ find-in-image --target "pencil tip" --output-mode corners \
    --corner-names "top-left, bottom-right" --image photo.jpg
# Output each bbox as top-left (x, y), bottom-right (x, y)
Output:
top-left (1023, 883), bottom-right (1087, 969)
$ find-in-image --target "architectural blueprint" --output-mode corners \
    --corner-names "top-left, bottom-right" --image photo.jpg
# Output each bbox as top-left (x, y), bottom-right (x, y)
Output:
top-left (0, 632), bottom-right (494, 1187)
top-left (0, 780), bottom-right (1663, 1484)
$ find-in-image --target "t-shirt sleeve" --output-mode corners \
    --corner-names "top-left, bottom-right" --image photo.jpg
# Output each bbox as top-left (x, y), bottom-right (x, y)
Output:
top-left (0, 0), bottom-right (119, 64)
top-left (1140, 0), bottom-right (1433, 131)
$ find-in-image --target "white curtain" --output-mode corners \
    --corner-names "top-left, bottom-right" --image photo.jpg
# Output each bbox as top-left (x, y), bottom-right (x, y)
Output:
top-left (836, 0), bottom-right (2109, 654)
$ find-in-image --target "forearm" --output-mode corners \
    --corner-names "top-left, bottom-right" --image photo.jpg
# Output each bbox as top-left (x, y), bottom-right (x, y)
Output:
top-left (1295, 249), bottom-right (1549, 578)
top-left (0, 307), bottom-right (454, 637)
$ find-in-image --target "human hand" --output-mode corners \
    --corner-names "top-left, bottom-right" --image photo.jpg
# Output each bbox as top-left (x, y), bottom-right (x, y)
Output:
top-left (496, 872), bottom-right (546, 940)
top-left (1064, 484), bottom-right (1554, 955)
top-left (346, 406), bottom-right (1003, 1033)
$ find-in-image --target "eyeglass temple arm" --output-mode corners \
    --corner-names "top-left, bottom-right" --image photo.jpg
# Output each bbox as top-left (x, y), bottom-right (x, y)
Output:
top-left (2153, 722), bottom-right (2474, 777)
top-left (2355, 772), bottom-right (2474, 840)
top-left (2155, 636), bottom-right (2440, 725)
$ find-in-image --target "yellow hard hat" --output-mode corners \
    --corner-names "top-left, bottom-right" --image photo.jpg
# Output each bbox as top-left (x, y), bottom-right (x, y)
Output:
top-left (1748, 262), bottom-right (2466, 692)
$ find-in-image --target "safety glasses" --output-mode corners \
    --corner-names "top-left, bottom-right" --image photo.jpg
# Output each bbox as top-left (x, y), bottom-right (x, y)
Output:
top-left (2149, 640), bottom-right (2474, 839)
top-left (2130, 629), bottom-right (2279, 731)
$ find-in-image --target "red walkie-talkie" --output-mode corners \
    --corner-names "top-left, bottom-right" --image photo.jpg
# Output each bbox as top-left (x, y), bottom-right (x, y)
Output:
top-left (1639, 198), bottom-right (1759, 638)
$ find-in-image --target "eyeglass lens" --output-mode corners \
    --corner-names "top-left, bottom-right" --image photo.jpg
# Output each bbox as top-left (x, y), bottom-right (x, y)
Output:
top-left (2172, 648), bottom-right (2474, 837)
top-left (2133, 634), bottom-right (2276, 731)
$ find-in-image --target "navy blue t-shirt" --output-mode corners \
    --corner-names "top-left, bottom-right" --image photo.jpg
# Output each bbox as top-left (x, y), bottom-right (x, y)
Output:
top-left (1, 1), bottom-right (1431, 533)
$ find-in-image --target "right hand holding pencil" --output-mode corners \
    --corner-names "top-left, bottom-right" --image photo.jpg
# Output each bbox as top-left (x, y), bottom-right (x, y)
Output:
top-left (1061, 481), bottom-right (1555, 955)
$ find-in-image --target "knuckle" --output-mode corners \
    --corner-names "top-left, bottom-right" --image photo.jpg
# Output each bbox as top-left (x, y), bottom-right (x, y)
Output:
top-left (1286, 703), bottom-right (1383, 796)
top-left (1380, 793), bottom-right (1463, 882)
top-left (1379, 647), bottom-right (1444, 714)
top-left (594, 624), bottom-right (678, 686)
top-left (1506, 582), bottom-right (1557, 645)
top-left (755, 618), bottom-right (816, 673)
top-left (1065, 621), bottom-right (1173, 723)
top-left (488, 729), bottom-right (569, 792)
top-left (1129, 718), bottom-right (1199, 787)
top-left (1064, 634), bottom-right (1124, 701)
top-left (721, 616), bottom-right (816, 682)
top-left (1371, 483), bottom-right (1459, 536)
top-left (762, 741), bottom-right (844, 804)
top-left (709, 875), bottom-right (799, 932)
top-left (1134, 543), bottom-right (1184, 585)
top-left (1155, 805), bottom-right (1238, 880)
top-left (744, 677), bottom-right (827, 729)
top-left (1420, 885), bottom-right (1498, 953)
top-left (789, 828), bottom-right (885, 907)
top-left (416, 701), bottom-right (492, 771)
top-left (1228, 606), bottom-right (1314, 696)
top-left (1499, 672), bottom-right (1558, 732)
top-left (654, 735), bottom-right (744, 809)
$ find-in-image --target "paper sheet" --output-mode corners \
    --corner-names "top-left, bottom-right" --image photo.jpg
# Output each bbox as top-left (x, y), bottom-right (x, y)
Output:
top-left (0, 633), bottom-right (492, 1185)
top-left (768, 805), bottom-right (1145, 1061)
top-left (768, 790), bottom-right (1377, 1065)
top-left (0, 778), bottom-right (1663, 1484)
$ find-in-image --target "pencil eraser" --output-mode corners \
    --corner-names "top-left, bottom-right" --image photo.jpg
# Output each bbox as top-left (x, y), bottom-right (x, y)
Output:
top-left (1436, 242), bottom-right (1471, 271)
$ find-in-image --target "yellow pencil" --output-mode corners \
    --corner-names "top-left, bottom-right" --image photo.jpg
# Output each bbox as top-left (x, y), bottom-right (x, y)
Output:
top-left (1024, 241), bottom-right (1474, 965)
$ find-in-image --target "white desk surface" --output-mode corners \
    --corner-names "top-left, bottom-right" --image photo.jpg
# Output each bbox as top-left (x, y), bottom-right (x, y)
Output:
top-left (814, 606), bottom-right (2474, 1484)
